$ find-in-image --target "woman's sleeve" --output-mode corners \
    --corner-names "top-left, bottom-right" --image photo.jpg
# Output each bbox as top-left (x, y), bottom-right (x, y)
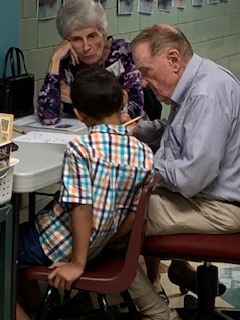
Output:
top-left (120, 47), bottom-right (144, 119)
top-left (37, 72), bottom-right (63, 125)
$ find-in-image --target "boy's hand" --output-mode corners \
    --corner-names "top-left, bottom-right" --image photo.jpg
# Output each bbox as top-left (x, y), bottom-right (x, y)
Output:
top-left (48, 261), bottom-right (84, 291)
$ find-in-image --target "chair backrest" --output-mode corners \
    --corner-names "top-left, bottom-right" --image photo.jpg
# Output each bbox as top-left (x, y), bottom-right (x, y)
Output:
top-left (116, 173), bottom-right (160, 287)
top-left (25, 174), bottom-right (161, 295)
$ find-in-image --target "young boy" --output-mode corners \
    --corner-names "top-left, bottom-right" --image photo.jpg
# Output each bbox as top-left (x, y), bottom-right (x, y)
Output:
top-left (17, 67), bottom-right (154, 320)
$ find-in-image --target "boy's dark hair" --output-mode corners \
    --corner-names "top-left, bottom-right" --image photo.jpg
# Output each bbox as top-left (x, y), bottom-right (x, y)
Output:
top-left (70, 67), bottom-right (123, 120)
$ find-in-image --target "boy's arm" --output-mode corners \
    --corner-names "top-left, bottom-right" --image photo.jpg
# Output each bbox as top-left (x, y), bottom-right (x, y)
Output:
top-left (48, 204), bottom-right (92, 291)
top-left (71, 204), bottom-right (92, 270)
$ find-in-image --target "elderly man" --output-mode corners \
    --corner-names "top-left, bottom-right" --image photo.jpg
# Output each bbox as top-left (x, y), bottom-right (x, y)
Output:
top-left (128, 23), bottom-right (240, 305)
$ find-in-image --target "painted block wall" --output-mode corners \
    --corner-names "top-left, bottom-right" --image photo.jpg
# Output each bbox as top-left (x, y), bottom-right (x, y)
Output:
top-left (0, 0), bottom-right (19, 75)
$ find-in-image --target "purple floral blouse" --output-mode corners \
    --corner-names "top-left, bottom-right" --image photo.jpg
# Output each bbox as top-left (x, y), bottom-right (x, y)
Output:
top-left (37, 37), bottom-right (145, 125)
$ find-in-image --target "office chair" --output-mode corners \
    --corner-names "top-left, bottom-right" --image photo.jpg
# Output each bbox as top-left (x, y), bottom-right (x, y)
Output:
top-left (142, 233), bottom-right (240, 320)
top-left (25, 174), bottom-right (160, 320)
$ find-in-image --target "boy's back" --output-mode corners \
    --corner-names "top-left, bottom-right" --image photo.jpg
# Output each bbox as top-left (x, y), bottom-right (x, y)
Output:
top-left (36, 123), bottom-right (154, 261)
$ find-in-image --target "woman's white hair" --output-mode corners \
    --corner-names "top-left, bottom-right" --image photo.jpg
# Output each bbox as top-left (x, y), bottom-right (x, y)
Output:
top-left (56, 0), bottom-right (108, 38)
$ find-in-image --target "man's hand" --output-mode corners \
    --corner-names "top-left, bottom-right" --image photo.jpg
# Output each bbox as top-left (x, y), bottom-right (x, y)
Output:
top-left (121, 113), bottom-right (141, 135)
top-left (121, 112), bottom-right (130, 124)
top-left (48, 261), bottom-right (84, 291)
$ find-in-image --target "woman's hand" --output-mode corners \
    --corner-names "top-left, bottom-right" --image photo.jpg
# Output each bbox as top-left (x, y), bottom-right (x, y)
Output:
top-left (122, 90), bottom-right (129, 107)
top-left (48, 261), bottom-right (84, 291)
top-left (60, 81), bottom-right (72, 104)
top-left (49, 40), bottom-right (79, 74)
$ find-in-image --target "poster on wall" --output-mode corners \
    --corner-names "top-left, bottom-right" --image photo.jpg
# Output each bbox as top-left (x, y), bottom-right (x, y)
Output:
top-left (157, 0), bottom-right (172, 11)
top-left (37, 0), bottom-right (58, 20)
top-left (138, 0), bottom-right (153, 14)
top-left (118, 0), bottom-right (134, 14)
top-left (192, 0), bottom-right (204, 5)
top-left (207, 0), bottom-right (220, 4)
top-left (172, 0), bottom-right (186, 8)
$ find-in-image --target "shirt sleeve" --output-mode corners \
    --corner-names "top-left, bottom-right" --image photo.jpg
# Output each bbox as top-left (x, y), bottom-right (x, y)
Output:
top-left (37, 58), bottom-right (75, 125)
top-left (136, 118), bottom-right (166, 152)
top-left (59, 141), bottom-right (93, 205)
top-left (155, 95), bottom-right (232, 198)
top-left (118, 44), bottom-right (144, 119)
top-left (37, 73), bottom-right (63, 125)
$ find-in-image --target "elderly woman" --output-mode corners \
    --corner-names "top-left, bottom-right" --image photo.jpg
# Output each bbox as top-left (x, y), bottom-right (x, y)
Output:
top-left (37, 0), bottom-right (145, 124)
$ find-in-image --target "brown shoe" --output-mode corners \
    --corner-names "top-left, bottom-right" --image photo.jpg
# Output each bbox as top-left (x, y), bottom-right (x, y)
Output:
top-left (168, 263), bottom-right (226, 296)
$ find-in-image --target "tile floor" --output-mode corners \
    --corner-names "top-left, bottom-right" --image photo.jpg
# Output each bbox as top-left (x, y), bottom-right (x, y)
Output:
top-left (44, 259), bottom-right (240, 319)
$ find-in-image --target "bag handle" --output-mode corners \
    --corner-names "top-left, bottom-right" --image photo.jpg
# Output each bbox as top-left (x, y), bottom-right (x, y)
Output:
top-left (3, 47), bottom-right (29, 77)
top-left (3, 47), bottom-right (16, 77)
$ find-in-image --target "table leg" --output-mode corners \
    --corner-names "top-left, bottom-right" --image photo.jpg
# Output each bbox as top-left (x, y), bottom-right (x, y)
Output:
top-left (0, 204), bottom-right (13, 320)
top-left (11, 194), bottom-right (21, 320)
top-left (28, 192), bottom-right (36, 224)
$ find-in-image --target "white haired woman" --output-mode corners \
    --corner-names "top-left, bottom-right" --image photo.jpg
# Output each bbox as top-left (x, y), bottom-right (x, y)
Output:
top-left (37, 0), bottom-right (146, 125)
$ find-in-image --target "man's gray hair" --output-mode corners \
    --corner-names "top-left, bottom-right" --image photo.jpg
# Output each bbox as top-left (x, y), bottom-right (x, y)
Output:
top-left (56, 0), bottom-right (108, 38)
top-left (131, 24), bottom-right (193, 61)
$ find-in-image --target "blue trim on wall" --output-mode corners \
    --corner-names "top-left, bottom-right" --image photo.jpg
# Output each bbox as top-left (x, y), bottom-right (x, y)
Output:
top-left (0, 0), bottom-right (19, 75)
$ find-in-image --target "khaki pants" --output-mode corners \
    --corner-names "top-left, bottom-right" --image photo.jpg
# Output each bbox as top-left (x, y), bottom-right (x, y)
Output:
top-left (129, 188), bottom-right (240, 319)
top-left (146, 188), bottom-right (240, 235)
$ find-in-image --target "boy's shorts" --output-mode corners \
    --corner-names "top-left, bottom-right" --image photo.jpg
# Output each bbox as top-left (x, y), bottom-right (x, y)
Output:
top-left (17, 221), bottom-right (52, 277)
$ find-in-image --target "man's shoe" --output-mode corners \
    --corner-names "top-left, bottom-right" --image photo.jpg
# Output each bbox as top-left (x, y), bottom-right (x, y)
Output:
top-left (168, 264), bottom-right (226, 296)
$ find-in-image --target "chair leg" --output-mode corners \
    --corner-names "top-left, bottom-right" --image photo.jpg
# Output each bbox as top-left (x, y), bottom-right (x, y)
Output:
top-left (121, 290), bottom-right (142, 320)
top-left (97, 293), bottom-right (116, 320)
top-left (35, 286), bottom-right (59, 320)
top-left (180, 263), bottom-right (236, 320)
top-left (197, 263), bottom-right (218, 313)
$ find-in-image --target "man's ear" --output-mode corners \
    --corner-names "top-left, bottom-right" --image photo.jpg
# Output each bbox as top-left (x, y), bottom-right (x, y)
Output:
top-left (73, 108), bottom-right (85, 122)
top-left (167, 49), bottom-right (181, 73)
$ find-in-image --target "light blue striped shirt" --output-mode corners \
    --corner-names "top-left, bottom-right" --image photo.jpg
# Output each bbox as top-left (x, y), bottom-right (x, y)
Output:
top-left (139, 54), bottom-right (240, 201)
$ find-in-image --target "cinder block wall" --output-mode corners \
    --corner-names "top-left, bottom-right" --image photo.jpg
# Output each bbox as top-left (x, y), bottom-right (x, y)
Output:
top-left (19, 0), bottom-right (240, 217)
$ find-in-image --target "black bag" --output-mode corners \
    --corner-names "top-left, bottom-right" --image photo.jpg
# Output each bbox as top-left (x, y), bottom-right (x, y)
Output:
top-left (0, 47), bottom-right (34, 118)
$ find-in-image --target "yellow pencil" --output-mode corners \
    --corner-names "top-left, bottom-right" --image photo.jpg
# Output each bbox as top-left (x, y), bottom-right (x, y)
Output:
top-left (13, 127), bottom-right (27, 135)
top-left (123, 115), bottom-right (143, 126)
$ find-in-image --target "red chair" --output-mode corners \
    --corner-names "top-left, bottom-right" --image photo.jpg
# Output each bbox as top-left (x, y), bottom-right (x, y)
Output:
top-left (142, 233), bottom-right (240, 320)
top-left (25, 174), bottom-right (160, 320)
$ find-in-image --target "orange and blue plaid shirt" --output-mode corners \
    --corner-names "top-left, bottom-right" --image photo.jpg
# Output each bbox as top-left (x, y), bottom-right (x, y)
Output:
top-left (36, 124), bottom-right (154, 262)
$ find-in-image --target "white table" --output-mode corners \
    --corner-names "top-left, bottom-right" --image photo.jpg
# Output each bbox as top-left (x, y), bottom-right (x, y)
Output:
top-left (13, 142), bottom-right (66, 193)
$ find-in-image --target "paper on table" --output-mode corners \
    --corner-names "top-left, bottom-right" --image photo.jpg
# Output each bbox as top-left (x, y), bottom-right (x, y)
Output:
top-left (14, 115), bottom-right (86, 132)
top-left (13, 131), bottom-right (78, 145)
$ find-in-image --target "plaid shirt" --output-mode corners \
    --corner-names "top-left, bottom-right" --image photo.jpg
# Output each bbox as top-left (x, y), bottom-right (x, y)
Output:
top-left (36, 124), bottom-right (154, 262)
